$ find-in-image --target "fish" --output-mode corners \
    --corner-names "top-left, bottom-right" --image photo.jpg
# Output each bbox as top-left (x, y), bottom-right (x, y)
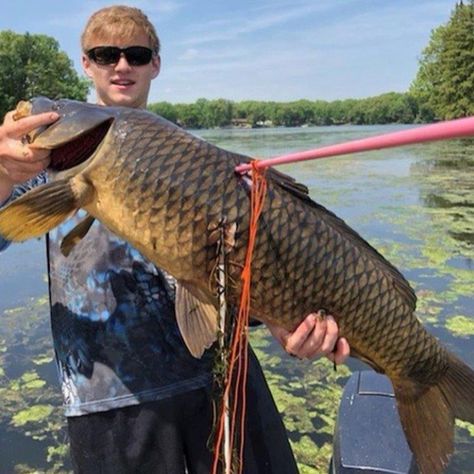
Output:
top-left (1, 97), bottom-right (473, 473)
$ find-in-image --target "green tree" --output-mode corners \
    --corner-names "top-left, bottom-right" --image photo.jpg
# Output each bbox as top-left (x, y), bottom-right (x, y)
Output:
top-left (410, 1), bottom-right (474, 120)
top-left (174, 103), bottom-right (200, 128)
top-left (0, 31), bottom-right (89, 118)
top-left (194, 98), bottom-right (234, 128)
top-left (148, 101), bottom-right (178, 123)
top-left (236, 100), bottom-right (268, 127)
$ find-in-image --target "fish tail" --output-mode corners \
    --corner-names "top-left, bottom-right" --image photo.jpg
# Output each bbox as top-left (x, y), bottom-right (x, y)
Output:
top-left (394, 352), bottom-right (474, 474)
top-left (0, 178), bottom-right (90, 241)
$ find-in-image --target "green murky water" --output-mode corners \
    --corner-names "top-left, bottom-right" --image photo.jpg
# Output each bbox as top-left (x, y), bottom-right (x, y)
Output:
top-left (0, 125), bottom-right (472, 473)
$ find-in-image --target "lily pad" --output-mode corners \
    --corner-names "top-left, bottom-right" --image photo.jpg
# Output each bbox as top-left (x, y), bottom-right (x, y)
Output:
top-left (11, 404), bottom-right (54, 427)
top-left (445, 315), bottom-right (474, 337)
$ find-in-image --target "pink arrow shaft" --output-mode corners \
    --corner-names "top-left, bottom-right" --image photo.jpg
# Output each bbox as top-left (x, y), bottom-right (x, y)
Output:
top-left (234, 116), bottom-right (474, 173)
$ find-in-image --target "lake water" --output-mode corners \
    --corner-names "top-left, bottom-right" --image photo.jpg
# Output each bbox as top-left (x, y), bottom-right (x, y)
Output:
top-left (0, 125), bottom-right (472, 473)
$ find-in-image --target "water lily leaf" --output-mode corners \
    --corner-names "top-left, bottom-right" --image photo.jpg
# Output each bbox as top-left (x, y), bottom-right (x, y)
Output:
top-left (11, 404), bottom-right (54, 427)
top-left (445, 316), bottom-right (474, 337)
top-left (32, 354), bottom-right (54, 365)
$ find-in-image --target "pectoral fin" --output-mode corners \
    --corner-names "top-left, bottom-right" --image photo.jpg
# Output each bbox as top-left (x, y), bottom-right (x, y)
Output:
top-left (61, 214), bottom-right (96, 257)
top-left (175, 283), bottom-right (219, 358)
top-left (0, 177), bottom-right (93, 242)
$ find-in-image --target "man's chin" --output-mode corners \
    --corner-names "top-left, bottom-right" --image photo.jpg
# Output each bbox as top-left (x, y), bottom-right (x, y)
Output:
top-left (105, 93), bottom-right (144, 109)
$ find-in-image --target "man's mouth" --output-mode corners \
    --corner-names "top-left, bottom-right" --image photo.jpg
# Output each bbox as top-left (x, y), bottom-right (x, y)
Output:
top-left (111, 79), bottom-right (136, 87)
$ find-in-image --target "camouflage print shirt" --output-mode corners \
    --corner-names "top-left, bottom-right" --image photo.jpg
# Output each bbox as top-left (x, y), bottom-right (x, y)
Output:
top-left (0, 173), bottom-right (214, 416)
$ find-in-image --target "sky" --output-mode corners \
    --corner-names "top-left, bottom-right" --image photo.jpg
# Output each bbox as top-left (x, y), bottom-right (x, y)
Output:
top-left (1, 0), bottom-right (457, 104)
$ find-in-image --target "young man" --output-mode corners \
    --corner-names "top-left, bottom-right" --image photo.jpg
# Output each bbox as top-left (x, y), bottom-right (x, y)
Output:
top-left (0, 6), bottom-right (349, 473)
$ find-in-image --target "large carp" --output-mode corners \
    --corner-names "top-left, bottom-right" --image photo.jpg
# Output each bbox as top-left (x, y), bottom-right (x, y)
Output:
top-left (1, 97), bottom-right (473, 473)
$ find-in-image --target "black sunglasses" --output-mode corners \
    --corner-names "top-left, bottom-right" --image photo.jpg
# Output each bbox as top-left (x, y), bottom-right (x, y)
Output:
top-left (86, 46), bottom-right (154, 66)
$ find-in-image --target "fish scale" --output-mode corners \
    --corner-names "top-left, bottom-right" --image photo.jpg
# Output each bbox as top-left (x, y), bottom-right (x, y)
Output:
top-left (1, 98), bottom-right (473, 473)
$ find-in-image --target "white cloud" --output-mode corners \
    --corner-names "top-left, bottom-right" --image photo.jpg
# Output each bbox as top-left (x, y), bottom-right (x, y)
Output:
top-left (179, 48), bottom-right (199, 60)
top-left (179, 2), bottom-right (340, 46)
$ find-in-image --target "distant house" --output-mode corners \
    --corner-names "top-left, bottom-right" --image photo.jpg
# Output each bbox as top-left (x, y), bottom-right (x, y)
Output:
top-left (231, 118), bottom-right (251, 128)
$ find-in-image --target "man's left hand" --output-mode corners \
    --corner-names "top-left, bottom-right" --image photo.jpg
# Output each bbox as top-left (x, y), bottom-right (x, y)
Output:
top-left (266, 312), bottom-right (350, 365)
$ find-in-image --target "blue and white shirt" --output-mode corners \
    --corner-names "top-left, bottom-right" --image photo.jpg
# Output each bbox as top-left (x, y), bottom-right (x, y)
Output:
top-left (0, 173), bottom-right (214, 416)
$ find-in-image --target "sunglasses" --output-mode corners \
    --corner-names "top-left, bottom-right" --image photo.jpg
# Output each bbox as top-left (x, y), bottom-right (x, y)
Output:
top-left (86, 46), bottom-right (154, 66)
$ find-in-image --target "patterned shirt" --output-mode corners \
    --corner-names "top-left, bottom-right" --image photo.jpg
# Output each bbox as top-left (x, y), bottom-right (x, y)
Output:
top-left (0, 173), bottom-right (214, 416)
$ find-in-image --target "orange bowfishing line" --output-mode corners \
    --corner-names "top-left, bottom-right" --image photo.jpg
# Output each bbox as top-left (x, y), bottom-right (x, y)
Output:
top-left (212, 162), bottom-right (268, 474)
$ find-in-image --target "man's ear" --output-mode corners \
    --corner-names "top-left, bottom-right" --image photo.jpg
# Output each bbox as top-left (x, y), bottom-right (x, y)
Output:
top-left (152, 54), bottom-right (161, 79)
top-left (82, 54), bottom-right (93, 79)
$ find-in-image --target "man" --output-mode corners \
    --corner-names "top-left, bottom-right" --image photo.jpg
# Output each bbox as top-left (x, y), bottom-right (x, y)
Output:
top-left (0, 6), bottom-right (349, 473)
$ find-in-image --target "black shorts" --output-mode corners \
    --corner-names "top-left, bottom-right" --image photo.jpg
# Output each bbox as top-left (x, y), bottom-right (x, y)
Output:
top-left (67, 349), bottom-right (298, 474)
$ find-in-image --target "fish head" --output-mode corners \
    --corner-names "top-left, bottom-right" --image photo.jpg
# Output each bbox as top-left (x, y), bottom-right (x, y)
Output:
top-left (14, 97), bottom-right (116, 172)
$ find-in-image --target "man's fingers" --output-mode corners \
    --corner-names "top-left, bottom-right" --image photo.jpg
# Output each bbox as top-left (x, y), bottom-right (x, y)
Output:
top-left (267, 312), bottom-right (350, 364)
top-left (2, 111), bottom-right (16, 126)
top-left (4, 112), bottom-right (59, 138)
top-left (284, 314), bottom-right (316, 355)
top-left (319, 315), bottom-right (338, 354)
top-left (290, 314), bottom-right (343, 360)
top-left (327, 337), bottom-right (350, 365)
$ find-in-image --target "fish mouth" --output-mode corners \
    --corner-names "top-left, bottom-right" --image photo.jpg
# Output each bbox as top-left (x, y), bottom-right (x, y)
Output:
top-left (22, 98), bottom-right (117, 172)
top-left (48, 119), bottom-right (113, 171)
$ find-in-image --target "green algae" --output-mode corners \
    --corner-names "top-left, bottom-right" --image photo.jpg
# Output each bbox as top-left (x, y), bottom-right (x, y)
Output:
top-left (446, 316), bottom-right (474, 338)
top-left (11, 404), bottom-right (54, 427)
top-left (15, 371), bottom-right (47, 390)
top-left (32, 354), bottom-right (54, 366)
top-left (250, 326), bottom-right (350, 471)
top-left (0, 296), bottom-right (68, 471)
top-left (456, 420), bottom-right (474, 437)
top-left (293, 436), bottom-right (333, 473)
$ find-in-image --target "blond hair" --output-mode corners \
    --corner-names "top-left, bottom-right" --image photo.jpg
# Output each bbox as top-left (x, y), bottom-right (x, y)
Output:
top-left (81, 5), bottom-right (160, 53)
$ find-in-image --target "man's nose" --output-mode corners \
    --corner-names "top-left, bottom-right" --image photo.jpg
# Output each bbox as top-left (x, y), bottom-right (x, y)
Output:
top-left (114, 53), bottom-right (132, 70)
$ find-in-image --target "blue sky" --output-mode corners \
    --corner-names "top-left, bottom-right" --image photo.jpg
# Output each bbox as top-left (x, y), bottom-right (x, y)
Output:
top-left (2, 0), bottom-right (456, 104)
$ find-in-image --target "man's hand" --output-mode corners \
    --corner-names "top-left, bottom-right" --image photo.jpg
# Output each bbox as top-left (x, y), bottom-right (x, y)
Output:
top-left (267, 312), bottom-right (350, 365)
top-left (0, 111), bottom-right (58, 200)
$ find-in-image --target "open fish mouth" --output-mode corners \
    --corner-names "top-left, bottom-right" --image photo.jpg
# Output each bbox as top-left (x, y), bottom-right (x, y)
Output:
top-left (48, 119), bottom-right (112, 171)
top-left (14, 97), bottom-right (117, 172)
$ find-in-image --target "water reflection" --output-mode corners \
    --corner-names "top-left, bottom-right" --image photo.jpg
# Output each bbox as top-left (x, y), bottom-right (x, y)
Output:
top-left (411, 140), bottom-right (474, 251)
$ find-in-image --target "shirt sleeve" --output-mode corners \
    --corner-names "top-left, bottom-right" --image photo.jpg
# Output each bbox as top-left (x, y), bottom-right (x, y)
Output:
top-left (0, 172), bottom-right (47, 252)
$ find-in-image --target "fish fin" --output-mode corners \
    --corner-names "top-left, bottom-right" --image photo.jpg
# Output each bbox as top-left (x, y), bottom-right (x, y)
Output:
top-left (349, 347), bottom-right (386, 373)
top-left (267, 167), bottom-right (311, 200)
top-left (60, 214), bottom-right (96, 257)
top-left (439, 351), bottom-right (474, 424)
top-left (394, 381), bottom-right (453, 474)
top-left (393, 352), bottom-right (474, 474)
top-left (175, 282), bottom-right (219, 359)
top-left (0, 178), bottom-right (92, 242)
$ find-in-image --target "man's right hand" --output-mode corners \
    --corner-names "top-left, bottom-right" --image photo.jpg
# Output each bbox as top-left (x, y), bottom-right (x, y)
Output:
top-left (0, 110), bottom-right (59, 201)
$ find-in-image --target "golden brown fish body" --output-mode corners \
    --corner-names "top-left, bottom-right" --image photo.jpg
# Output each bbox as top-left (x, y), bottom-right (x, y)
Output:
top-left (1, 98), bottom-right (473, 473)
top-left (84, 106), bottom-right (444, 384)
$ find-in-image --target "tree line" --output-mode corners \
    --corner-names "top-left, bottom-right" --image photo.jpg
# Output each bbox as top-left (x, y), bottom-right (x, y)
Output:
top-left (147, 93), bottom-right (420, 129)
top-left (0, 1), bottom-right (472, 126)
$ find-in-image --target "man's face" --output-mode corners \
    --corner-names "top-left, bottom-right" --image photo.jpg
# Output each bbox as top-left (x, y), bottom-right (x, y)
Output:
top-left (82, 31), bottom-right (160, 109)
